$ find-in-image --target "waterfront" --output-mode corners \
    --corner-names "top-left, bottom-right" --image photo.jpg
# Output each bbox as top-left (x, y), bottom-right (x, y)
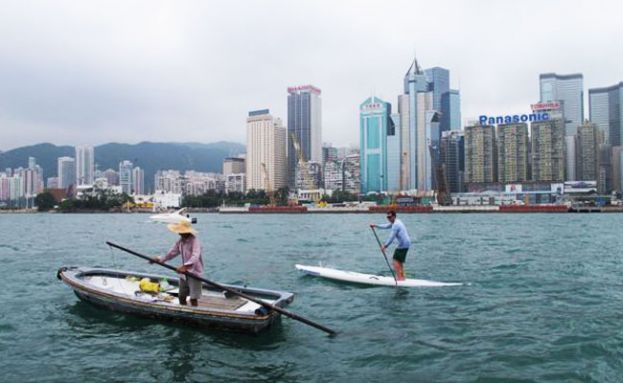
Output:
top-left (1, 213), bottom-right (623, 382)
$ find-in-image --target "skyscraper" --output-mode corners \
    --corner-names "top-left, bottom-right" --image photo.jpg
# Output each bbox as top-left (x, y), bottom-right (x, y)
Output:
top-left (359, 96), bottom-right (393, 193)
top-left (119, 160), bottom-right (133, 194)
top-left (287, 85), bottom-right (322, 189)
top-left (441, 89), bottom-right (461, 131)
top-left (57, 156), bottom-right (76, 189)
top-left (465, 125), bottom-right (497, 184)
top-left (424, 67), bottom-right (450, 125)
top-left (387, 113), bottom-right (401, 192)
top-left (497, 123), bottom-right (529, 183)
top-left (576, 122), bottom-right (599, 181)
top-left (540, 73), bottom-right (583, 181)
top-left (132, 167), bottom-right (145, 195)
top-left (589, 82), bottom-right (623, 146)
top-left (539, 73), bottom-right (584, 136)
top-left (440, 130), bottom-right (465, 193)
top-left (531, 118), bottom-right (565, 182)
top-left (398, 58), bottom-right (428, 190)
top-left (246, 109), bottom-right (287, 192)
top-left (75, 145), bottom-right (95, 185)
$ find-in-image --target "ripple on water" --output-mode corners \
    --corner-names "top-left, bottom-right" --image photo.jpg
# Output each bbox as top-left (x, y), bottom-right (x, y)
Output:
top-left (1, 213), bottom-right (623, 381)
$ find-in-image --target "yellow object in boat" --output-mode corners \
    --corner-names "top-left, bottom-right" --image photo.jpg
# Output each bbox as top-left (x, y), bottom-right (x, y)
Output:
top-left (139, 278), bottom-right (160, 293)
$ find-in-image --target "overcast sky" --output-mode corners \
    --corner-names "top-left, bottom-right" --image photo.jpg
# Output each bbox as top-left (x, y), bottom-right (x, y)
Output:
top-left (1, 0), bottom-right (621, 151)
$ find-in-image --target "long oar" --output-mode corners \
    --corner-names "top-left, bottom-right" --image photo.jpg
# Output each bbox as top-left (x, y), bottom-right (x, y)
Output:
top-left (370, 226), bottom-right (398, 286)
top-left (106, 241), bottom-right (337, 336)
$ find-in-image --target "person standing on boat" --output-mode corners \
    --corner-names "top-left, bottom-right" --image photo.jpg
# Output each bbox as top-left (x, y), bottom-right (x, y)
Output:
top-left (370, 210), bottom-right (411, 281)
top-left (152, 220), bottom-right (204, 307)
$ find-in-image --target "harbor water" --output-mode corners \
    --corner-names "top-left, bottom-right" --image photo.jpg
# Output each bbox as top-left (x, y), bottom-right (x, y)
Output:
top-left (1, 213), bottom-right (622, 382)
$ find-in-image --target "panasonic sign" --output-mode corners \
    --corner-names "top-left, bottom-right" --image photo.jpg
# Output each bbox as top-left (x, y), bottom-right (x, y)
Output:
top-left (479, 112), bottom-right (549, 125)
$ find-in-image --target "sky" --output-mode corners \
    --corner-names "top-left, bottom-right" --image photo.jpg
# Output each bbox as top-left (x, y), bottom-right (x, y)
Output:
top-left (0, 0), bottom-right (621, 151)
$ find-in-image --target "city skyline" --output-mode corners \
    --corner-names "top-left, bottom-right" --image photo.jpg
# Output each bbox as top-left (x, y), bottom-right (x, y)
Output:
top-left (1, 0), bottom-right (622, 151)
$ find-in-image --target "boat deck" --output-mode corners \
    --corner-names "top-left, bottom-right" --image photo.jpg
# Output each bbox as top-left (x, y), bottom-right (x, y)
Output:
top-left (84, 275), bottom-right (271, 314)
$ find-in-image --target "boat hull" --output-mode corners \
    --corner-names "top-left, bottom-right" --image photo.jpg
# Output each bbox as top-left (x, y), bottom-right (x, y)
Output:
top-left (58, 267), bottom-right (293, 333)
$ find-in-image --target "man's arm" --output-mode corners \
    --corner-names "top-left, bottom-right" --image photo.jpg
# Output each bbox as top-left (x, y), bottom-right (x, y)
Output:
top-left (384, 225), bottom-right (399, 248)
top-left (159, 241), bottom-right (180, 263)
top-left (373, 223), bottom-right (392, 229)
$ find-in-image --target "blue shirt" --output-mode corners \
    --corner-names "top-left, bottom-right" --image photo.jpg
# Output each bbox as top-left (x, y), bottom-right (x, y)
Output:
top-left (377, 219), bottom-right (411, 249)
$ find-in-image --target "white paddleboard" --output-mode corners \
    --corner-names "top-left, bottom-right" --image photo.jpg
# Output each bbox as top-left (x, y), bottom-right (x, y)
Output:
top-left (295, 264), bottom-right (462, 287)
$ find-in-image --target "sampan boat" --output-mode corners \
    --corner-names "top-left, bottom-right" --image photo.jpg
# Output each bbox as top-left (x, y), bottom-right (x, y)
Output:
top-left (57, 266), bottom-right (294, 333)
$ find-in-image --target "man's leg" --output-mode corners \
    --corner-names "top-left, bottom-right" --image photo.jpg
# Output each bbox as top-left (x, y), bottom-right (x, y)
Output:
top-left (178, 278), bottom-right (189, 305)
top-left (393, 260), bottom-right (405, 281)
top-left (188, 277), bottom-right (202, 307)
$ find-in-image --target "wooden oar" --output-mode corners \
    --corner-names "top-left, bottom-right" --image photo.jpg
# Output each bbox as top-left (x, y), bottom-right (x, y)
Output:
top-left (370, 226), bottom-right (398, 286)
top-left (106, 241), bottom-right (337, 336)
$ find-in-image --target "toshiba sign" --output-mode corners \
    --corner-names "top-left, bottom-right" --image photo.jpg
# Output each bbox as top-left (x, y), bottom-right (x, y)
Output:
top-left (531, 101), bottom-right (561, 111)
top-left (287, 85), bottom-right (322, 94)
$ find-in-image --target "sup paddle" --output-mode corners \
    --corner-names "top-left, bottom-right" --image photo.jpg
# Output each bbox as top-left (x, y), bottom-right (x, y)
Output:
top-left (106, 241), bottom-right (337, 336)
top-left (370, 226), bottom-right (398, 286)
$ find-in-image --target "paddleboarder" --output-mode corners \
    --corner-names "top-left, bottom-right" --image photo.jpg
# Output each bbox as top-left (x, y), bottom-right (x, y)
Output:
top-left (370, 210), bottom-right (411, 281)
top-left (152, 220), bottom-right (204, 307)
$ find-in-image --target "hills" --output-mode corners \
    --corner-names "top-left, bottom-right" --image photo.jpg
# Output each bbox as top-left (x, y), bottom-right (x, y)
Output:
top-left (0, 141), bottom-right (246, 191)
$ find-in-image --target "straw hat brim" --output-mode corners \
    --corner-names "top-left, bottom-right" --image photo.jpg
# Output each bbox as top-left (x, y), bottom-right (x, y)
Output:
top-left (167, 222), bottom-right (197, 235)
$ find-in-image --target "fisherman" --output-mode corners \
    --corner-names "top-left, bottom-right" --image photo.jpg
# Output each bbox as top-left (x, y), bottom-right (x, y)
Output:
top-left (152, 220), bottom-right (204, 306)
top-left (370, 210), bottom-right (411, 281)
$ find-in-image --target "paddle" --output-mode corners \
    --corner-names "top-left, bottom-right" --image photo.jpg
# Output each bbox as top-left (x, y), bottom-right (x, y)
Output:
top-left (370, 226), bottom-right (398, 286)
top-left (106, 241), bottom-right (337, 336)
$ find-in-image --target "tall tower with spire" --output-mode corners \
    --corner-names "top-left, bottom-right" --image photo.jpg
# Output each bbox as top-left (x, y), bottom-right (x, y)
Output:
top-left (398, 57), bottom-right (428, 190)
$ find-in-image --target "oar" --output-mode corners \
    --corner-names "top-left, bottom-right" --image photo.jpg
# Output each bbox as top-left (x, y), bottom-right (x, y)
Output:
top-left (370, 226), bottom-right (398, 286)
top-left (106, 241), bottom-right (337, 336)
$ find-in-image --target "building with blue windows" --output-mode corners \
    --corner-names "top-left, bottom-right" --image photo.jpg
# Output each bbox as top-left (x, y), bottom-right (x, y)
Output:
top-left (589, 82), bottom-right (622, 146)
top-left (360, 97), bottom-right (393, 193)
top-left (441, 89), bottom-right (461, 131)
top-left (539, 73), bottom-right (584, 136)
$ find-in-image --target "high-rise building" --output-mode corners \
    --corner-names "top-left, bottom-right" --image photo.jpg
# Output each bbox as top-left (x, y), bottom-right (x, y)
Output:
top-left (531, 118), bottom-right (565, 182)
top-left (424, 67), bottom-right (450, 127)
top-left (75, 145), bottom-right (95, 185)
top-left (598, 144), bottom-right (613, 193)
top-left (611, 146), bottom-right (623, 193)
top-left (589, 82), bottom-right (623, 146)
top-left (465, 125), bottom-right (497, 184)
top-left (540, 73), bottom-right (583, 180)
top-left (223, 157), bottom-right (246, 175)
top-left (398, 58), bottom-right (428, 190)
top-left (576, 122), bottom-right (599, 181)
top-left (359, 96), bottom-right (393, 193)
top-left (132, 167), bottom-right (144, 195)
top-left (539, 73), bottom-right (584, 136)
top-left (287, 85), bottom-right (322, 189)
top-left (119, 160), bottom-right (133, 194)
top-left (322, 145), bottom-right (338, 165)
top-left (440, 130), bottom-right (465, 193)
top-left (442, 89), bottom-right (461, 131)
top-left (497, 123), bottom-right (529, 183)
top-left (103, 169), bottom-right (119, 186)
top-left (246, 109), bottom-right (287, 192)
top-left (387, 113), bottom-right (401, 192)
top-left (57, 157), bottom-right (76, 189)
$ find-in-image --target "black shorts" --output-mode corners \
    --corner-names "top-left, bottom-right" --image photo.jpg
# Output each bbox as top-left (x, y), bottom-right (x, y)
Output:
top-left (393, 248), bottom-right (408, 263)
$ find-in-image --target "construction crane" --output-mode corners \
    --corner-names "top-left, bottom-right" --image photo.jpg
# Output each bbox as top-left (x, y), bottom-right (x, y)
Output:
top-left (260, 162), bottom-right (277, 206)
top-left (290, 133), bottom-right (320, 201)
top-left (428, 144), bottom-right (452, 206)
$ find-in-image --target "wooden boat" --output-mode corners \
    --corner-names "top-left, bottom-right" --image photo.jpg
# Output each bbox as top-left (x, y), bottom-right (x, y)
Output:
top-left (57, 266), bottom-right (294, 333)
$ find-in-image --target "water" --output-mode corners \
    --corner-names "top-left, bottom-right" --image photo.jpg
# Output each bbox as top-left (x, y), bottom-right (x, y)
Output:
top-left (1, 213), bottom-right (623, 382)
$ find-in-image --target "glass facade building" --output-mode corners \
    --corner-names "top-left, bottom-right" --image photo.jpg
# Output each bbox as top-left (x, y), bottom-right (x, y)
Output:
top-left (359, 97), bottom-right (392, 193)
top-left (442, 89), bottom-right (461, 131)
top-left (589, 82), bottom-right (622, 146)
top-left (287, 85), bottom-right (322, 189)
top-left (539, 73), bottom-right (584, 136)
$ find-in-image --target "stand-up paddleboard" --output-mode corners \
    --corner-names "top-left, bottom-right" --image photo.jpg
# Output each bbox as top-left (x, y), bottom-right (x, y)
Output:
top-left (295, 264), bottom-right (462, 287)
